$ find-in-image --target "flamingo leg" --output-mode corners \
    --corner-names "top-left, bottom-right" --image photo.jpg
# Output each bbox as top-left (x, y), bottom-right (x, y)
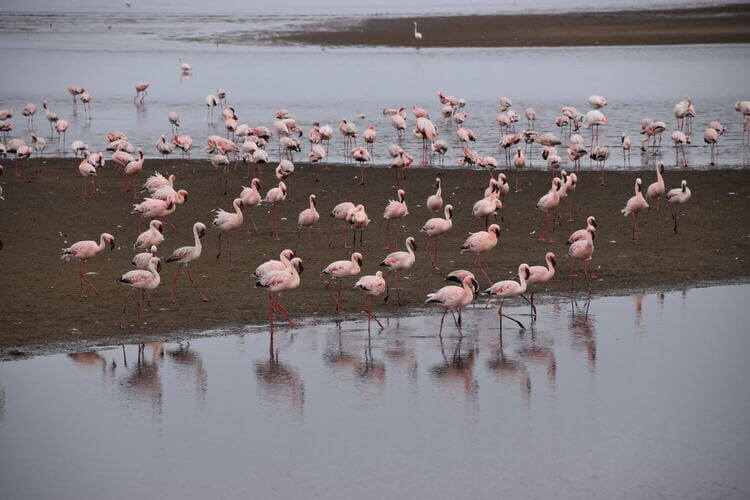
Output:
top-left (437, 309), bottom-right (447, 337)
top-left (216, 232), bottom-right (223, 259)
top-left (268, 292), bottom-right (277, 334)
top-left (170, 265), bottom-right (182, 302)
top-left (450, 310), bottom-right (463, 337)
top-left (274, 297), bottom-right (297, 329)
top-left (186, 266), bottom-right (210, 302)
top-left (120, 288), bottom-right (136, 329)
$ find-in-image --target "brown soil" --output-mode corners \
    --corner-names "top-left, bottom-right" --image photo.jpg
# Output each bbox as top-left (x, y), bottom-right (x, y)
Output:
top-left (1, 158), bottom-right (749, 356)
top-left (274, 4), bottom-right (750, 48)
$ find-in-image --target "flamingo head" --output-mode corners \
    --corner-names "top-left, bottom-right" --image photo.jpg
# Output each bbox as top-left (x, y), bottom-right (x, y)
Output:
top-left (292, 258), bottom-right (304, 274)
top-left (406, 237), bottom-right (417, 252)
top-left (546, 252), bottom-right (557, 268)
top-left (488, 224), bottom-right (501, 237)
top-left (196, 223), bottom-right (206, 239)
top-left (104, 233), bottom-right (116, 250)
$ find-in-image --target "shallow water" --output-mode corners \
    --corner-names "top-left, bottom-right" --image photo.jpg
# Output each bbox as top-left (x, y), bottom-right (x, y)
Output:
top-left (1, 285), bottom-right (749, 499)
top-left (0, 12), bottom-right (749, 169)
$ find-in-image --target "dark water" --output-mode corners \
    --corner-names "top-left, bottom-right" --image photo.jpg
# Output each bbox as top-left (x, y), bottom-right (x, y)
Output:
top-left (1, 285), bottom-right (749, 499)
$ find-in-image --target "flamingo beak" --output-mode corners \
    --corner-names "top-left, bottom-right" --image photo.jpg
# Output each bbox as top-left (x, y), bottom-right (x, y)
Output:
top-left (109, 239), bottom-right (115, 250)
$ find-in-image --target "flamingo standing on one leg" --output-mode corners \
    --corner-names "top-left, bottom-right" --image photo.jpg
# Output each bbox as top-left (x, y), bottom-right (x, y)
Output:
top-left (78, 156), bottom-right (98, 198)
top-left (484, 263), bottom-right (531, 330)
top-left (646, 161), bottom-right (666, 219)
top-left (425, 275), bottom-right (478, 337)
top-left (667, 180), bottom-right (692, 233)
top-left (380, 236), bottom-right (416, 305)
top-left (256, 258), bottom-right (304, 333)
top-left (536, 177), bottom-right (562, 242)
top-left (460, 223), bottom-right (501, 285)
top-left (213, 198), bottom-right (244, 261)
top-left (165, 222), bottom-right (209, 302)
top-left (118, 256), bottom-right (161, 329)
top-left (263, 181), bottom-right (287, 241)
top-left (421, 204), bottom-right (453, 269)
top-left (354, 271), bottom-right (387, 332)
top-left (426, 177), bottom-right (443, 212)
top-left (60, 232), bottom-right (115, 298)
top-left (254, 249), bottom-right (296, 280)
top-left (621, 178), bottom-right (649, 244)
top-left (523, 253), bottom-right (556, 319)
top-left (382, 188), bottom-right (408, 249)
top-left (296, 194), bottom-right (320, 248)
top-left (239, 179), bottom-right (261, 233)
top-left (321, 252), bottom-right (363, 313)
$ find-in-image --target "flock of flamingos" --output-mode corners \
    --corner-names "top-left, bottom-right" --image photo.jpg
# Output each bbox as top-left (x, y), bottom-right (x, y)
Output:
top-left (2, 67), bottom-right (749, 335)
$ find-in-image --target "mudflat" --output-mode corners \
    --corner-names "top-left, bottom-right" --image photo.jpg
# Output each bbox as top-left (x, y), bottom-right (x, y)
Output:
top-left (274, 4), bottom-right (750, 48)
top-left (1, 158), bottom-right (749, 355)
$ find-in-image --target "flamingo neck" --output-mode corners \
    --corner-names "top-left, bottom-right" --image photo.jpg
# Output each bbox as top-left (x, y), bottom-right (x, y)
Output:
top-left (97, 234), bottom-right (107, 252)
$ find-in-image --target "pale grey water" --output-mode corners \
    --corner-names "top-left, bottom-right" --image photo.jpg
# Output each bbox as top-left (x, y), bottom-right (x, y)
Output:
top-left (0, 10), bottom-right (749, 168)
top-left (1, 285), bottom-right (749, 499)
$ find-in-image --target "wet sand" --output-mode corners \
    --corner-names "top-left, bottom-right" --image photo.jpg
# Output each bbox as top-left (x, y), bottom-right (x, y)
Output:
top-left (275, 4), bottom-right (750, 47)
top-left (1, 158), bottom-right (749, 355)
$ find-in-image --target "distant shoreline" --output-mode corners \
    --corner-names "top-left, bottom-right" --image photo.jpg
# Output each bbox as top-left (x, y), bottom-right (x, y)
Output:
top-left (272, 4), bottom-right (750, 48)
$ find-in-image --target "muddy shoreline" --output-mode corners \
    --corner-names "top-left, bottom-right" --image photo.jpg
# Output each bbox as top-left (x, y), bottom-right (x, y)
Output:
top-left (272, 4), bottom-right (750, 48)
top-left (1, 159), bottom-right (749, 357)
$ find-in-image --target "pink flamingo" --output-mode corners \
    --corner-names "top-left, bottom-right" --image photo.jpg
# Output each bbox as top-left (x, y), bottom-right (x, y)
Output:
top-left (254, 249), bottom-right (296, 280)
top-left (671, 131), bottom-right (691, 166)
top-left (141, 172), bottom-right (175, 194)
top-left (328, 201), bottom-right (355, 248)
top-left (347, 204), bottom-right (370, 248)
top-left (382, 188), bottom-right (408, 249)
top-left (213, 198), bottom-right (243, 261)
top-left (165, 222), bottom-right (209, 302)
top-left (536, 178), bottom-right (562, 242)
top-left (460, 223), bottom-right (501, 284)
top-left (297, 194), bottom-right (320, 247)
top-left (321, 252), bottom-right (363, 313)
top-left (55, 119), bottom-right (68, 149)
top-left (133, 82), bottom-right (150, 104)
top-left (621, 134), bottom-right (632, 165)
top-left (484, 263), bottom-right (531, 330)
top-left (667, 180), bottom-right (691, 233)
top-left (60, 232), bottom-right (115, 298)
top-left (564, 171), bottom-right (578, 222)
top-left (263, 181), bottom-right (287, 240)
top-left (421, 204), bottom-right (453, 269)
top-left (256, 257), bottom-right (304, 332)
top-left (351, 146), bottom-right (371, 185)
top-left (426, 177), bottom-right (443, 212)
top-left (21, 102), bottom-right (36, 129)
top-left (118, 256), bottom-right (161, 329)
top-left (354, 271), bottom-right (387, 331)
top-left (391, 113), bottom-right (407, 140)
top-left (472, 196), bottom-right (502, 229)
top-left (587, 95), bottom-right (607, 109)
top-left (122, 149), bottom-right (144, 196)
top-left (523, 252), bottom-right (556, 318)
top-left (132, 245), bottom-right (158, 269)
top-left (391, 150), bottom-right (414, 182)
top-left (568, 216), bottom-right (597, 245)
top-left (239, 179), bottom-right (261, 233)
top-left (134, 220), bottom-right (164, 249)
top-left (364, 125), bottom-right (376, 156)
top-left (513, 148), bottom-right (526, 192)
top-left (380, 236), bottom-right (416, 305)
top-left (172, 134), bottom-right (193, 158)
top-left (621, 178), bottom-right (649, 243)
top-left (525, 107), bottom-right (537, 129)
top-left (132, 197), bottom-right (176, 231)
top-left (78, 156), bottom-right (97, 198)
top-left (703, 127), bottom-right (719, 166)
top-left (425, 275), bottom-right (478, 337)
top-left (646, 162), bottom-right (666, 215)
top-left (568, 225), bottom-right (594, 291)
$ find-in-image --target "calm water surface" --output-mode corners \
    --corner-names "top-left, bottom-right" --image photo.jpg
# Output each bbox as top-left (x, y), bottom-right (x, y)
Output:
top-left (0, 11), bottom-right (749, 168)
top-left (1, 285), bottom-right (749, 499)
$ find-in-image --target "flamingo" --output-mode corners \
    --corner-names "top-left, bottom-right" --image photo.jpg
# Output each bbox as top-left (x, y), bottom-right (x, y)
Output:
top-left (321, 252), bottom-right (363, 313)
top-left (583, 110), bottom-right (607, 147)
top-left (168, 111), bottom-right (181, 133)
top-left (351, 146), bottom-right (371, 185)
top-left (472, 196), bottom-right (502, 230)
top-left (78, 156), bottom-right (97, 198)
top-left (460, 223), bottom-right (501, 284)
top-left (667, 180), bottom-right (691, 233)
top-left (568, 224), bottom-right (595, 291)
top-left (425, 275), bottom-right (478, 337)
top-left (132, 245), bottom-right (158, 270)
top-left (264, 181), bottom-right (287, 240)
top-left (568, 216), bottom-right (597, 245)
top-left (60, 232), bottom-right (115, 298)
top-left (421, 204), bottom-right (453, 269)
top-left (328, 201), bottom-right (356, 248)
top-left (382, 188), bottom-right (408, 249)
top-left (413, 21), bottom-right (422, 44)
top-left (347, 204), bottom-right (370, 248)
top-left (499, 96), bottom-right (513, 111)
top-left (671, 130), bottom-right (691, 166)
top-left (523, 253), bottom-right (556, 319)
top-left (646, 162), bottom-right (666, 214)
top-left (590, 146), bottom-right (610, 186)
top-left (165, 222), bottom-right (209, 302)
top-left (380, 236), bottom-right (417, 305)
top-left (621, 133), bottom-right (632, 165)
top-left (21, 103), bottom-right (36, 129)
top-left (704, 127), bottom-right (719, 166)
top-left (134, 220), bottom-right (164, 250)
top-left (254, 249), bottom-right (296, 280)
top-left (55, 119), bottom-right (68, 149)
top-left (587, 95), bottom-right (607, 109)
top-left (213, 198), bottom-right (244, 261)
top-left (621, 178), bottom-right (649, 244)
top-left (525, 108), bottom-right (537, 129)
top-left (536, 178), bottom-right (562, 242)
top-left (172, 134), bottom-right (192, 158)
top-left (426, 177), bottom-right (443, 212)
top-left (118, 256), bottom-right (161, 329)
top-left (391, 113), bottom-right (407, 140)
top-left (178, 57), bottom-right (192, 73)
top-left (296, 194), bottom-right (320, 247)
top-left (239, 179), bottom-right (261, 233)
top-left (431, 140), bottom-right (447, 166)
top-left (674, 97), bottom-right (692, 130)
top-left (205, 94), bottom-right (218, 122)
top-left (133, 82), bottom-right (149, 103)
top-left (484, 263), bottom-right (531, 330)
top-left (256, 257), bottom-right (304, 333)
top-left (512, 148), bottom-right (526, 192)
top-left (354, 271), bottom-right (387, 331)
